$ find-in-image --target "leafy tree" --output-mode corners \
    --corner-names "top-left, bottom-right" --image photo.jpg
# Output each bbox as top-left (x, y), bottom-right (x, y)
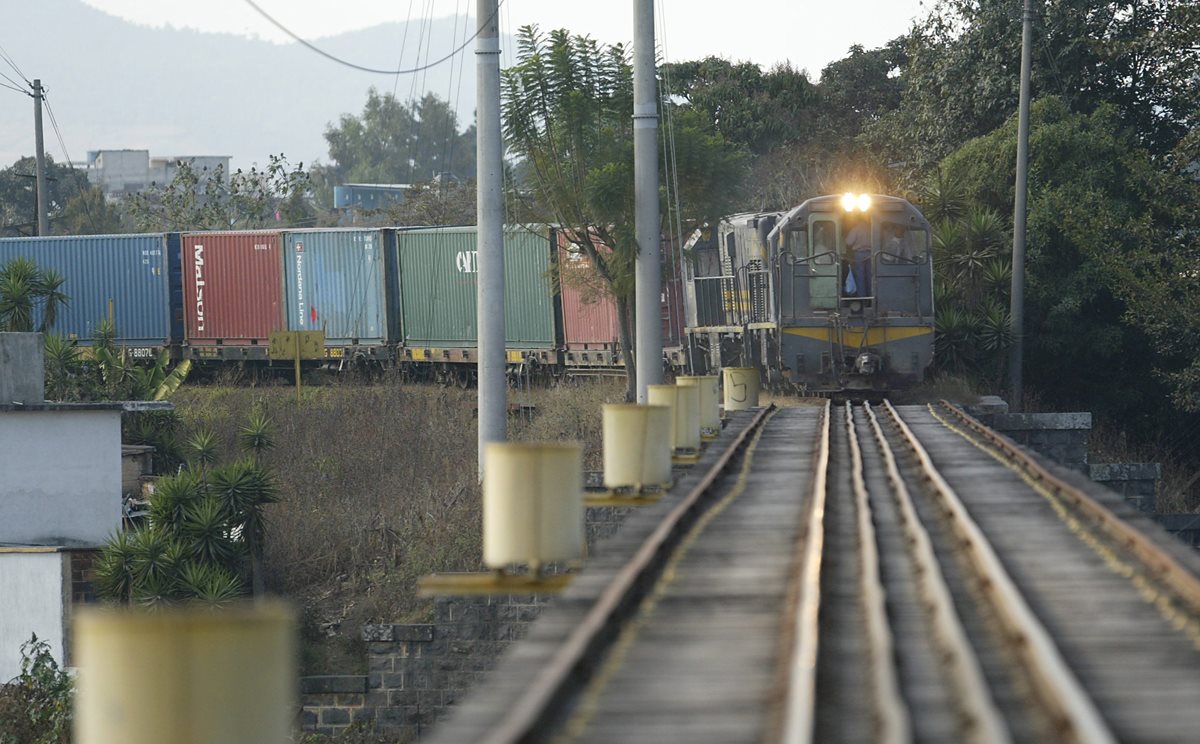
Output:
top-left (504, 26), bottom-right (748, 398)
top-left (321, 89), bottom-right (477, 186)
top-left (0, 635), bottom-right (72, 743)
top-left (662, 57), bottom-right (816, 156)
top-left (126, 154), bottom-right (314, 232)
top-left (939, 96), bottom-right (1199, 432)
top-left (383, 180), bottom-right (477, 226)
top-left (0, 155), bottom-right (92, 237)
top-left (869, 0), bottom-right (1200, 179)
top-left (0, 257), bottom-right (67, 333)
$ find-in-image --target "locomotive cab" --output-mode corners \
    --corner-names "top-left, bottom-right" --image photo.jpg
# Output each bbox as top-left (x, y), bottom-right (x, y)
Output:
top-left (770, 194), bottom-right (935, 393)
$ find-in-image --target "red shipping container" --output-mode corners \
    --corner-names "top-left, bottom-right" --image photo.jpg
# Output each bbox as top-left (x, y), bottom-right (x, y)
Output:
top-left (556, 230), bottom-right (621, 351)
top-left (661, 238), bottom-right (686, 347)
top-left (181, 231), bottom-right (285, 346)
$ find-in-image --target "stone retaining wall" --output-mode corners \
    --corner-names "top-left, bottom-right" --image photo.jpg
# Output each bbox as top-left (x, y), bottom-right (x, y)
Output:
top-left (1089, 463), bottom-right (1161, 513)
top-left (989, 412), bottom-right (1092, 472)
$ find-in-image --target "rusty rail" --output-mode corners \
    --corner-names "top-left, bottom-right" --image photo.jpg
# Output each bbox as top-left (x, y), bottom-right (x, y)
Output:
top-left (481, 405), bottom-right (776, 744)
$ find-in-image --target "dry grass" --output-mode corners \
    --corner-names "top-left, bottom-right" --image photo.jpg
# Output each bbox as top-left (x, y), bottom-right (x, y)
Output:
top-left (171, 376), bottom-right (622, 673)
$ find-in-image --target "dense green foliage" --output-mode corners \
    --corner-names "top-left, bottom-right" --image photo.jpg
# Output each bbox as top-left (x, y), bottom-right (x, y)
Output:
top-left (0, 257), bottom-right (66, 333)
top-left (94, 413), bottom-right (280, 606)
top-left (503, 26), bottom-right (748, 398)
top-left (0, 635), bottom-right (72, 744)
top-left (317, 89), bottom-right (476, 189)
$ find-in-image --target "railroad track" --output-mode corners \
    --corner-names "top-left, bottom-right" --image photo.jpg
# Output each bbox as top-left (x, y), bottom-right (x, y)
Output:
top-left (431, 401), bottom-right (1200, 743)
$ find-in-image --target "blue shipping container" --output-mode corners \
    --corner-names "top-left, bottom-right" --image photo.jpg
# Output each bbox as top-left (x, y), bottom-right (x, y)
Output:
top-left (0, 233), bottom-right (176, 348)
top-left (281, 229), bottom-right (392, 346)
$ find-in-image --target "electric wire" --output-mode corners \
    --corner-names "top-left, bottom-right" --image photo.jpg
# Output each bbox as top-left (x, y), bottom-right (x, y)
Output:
top-left (0, 42), bottom-right (30, 85)
top-left (0, 69), bottom-right (27, 93)
top-left (0, 79), bottom-right (27, 96)
top-left (43, 94), bottom-right (100, 233)
top-left (391, 0), bottom-right (417, 98)
top-left (241, 0), bottom-right (504, 76)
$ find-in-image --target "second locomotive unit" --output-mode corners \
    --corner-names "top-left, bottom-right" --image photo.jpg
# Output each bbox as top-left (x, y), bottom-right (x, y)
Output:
top-left (682, 193), bottom-right (935, 393)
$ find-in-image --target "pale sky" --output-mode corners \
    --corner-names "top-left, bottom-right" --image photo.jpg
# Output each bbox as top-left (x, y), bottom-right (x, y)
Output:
top-left (81, 0), bottom-right (931, 78)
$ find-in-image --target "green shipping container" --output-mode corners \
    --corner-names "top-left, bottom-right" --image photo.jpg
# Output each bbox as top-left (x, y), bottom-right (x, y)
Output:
top-left (395, 226), bottom-right (555, 348)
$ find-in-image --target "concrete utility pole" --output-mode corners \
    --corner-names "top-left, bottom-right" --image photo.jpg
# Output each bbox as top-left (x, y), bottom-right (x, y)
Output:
top-left (633, 0), bottom-right (662, 403)
top-left (1009, 0), bottom-right (1033, 411)
top-left (475, 0), bottom-right (505, 477)
top-left (33, 79), bottom-right (49, 237)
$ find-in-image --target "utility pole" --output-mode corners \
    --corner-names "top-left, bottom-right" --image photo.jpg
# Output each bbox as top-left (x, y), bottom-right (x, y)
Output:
top-left (33, 79), bottom-right (49, 237)
top-left (633, 0), bottom-right (662, 402)
top-left (1009, 0), bottom-right (1033, 411)
top-left (475, 0), bottom-right (505, 477)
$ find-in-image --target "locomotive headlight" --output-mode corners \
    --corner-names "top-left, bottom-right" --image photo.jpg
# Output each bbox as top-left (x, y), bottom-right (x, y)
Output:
top-left (841, 192), bottom-right (873, 211)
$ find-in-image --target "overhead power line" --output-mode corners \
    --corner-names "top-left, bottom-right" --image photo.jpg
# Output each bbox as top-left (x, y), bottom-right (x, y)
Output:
top-left (43, 93), bottom-right (101, 233)
top-left (0, 42), bottom-right (30, 84)
top-left (0, 79), bottom-right (27, 96)
top-left (241, 0), bottom-right (504, 75)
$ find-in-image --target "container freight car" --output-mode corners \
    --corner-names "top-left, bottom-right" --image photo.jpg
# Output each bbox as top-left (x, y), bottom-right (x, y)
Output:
top-left (395, 225), bottom-right (556, 376)
top-left (0, 233), bottom-right (179, 356)
top-left (281, 228), bottom-right (395, 363)
top-left (180, 231), bottom-right (284, 360)
top-left (555, 231), bottom-right (622, 369)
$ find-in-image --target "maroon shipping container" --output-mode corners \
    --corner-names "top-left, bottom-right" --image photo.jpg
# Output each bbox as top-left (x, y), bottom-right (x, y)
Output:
top-left (557, 231), bottom-right (621, 352)
top-left (661, 239), bottom-right (686, 347)
top-left (181, 231), bottom-right (285, 350)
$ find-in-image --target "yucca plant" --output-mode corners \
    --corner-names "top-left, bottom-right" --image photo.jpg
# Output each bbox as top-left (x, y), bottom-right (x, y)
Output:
top-left (43, 334), bottom-right (84, 401)
top-left (210, 459), bottom-right (279, 594)
top-left (186, 428), bottom-right (220, 472)
top-left (183, 497), bottom-right (241, 569)
top-left (238, 411), bottom-right (275, 461)
top-left (148, 470), bottom-right (205, 534)
top-left (179, 563), bottom-right (245, 609)
top-left (129, 526), bottom-right (183, 590)
top-left (934, 306), bottom-right (980, 375)
top-left (94, 530), bottom-right (138, 603)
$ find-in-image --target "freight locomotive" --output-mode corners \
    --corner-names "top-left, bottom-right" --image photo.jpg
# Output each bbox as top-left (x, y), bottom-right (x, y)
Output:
top-left (681, 194), bottom-right (935, 393)
top-left (0, 226), bottom-right (688, 383)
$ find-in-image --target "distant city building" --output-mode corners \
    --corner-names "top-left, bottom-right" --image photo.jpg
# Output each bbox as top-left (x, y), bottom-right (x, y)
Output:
top-left (85, 150), bottom-right (231, 198)
top-left (85, 149), bottom-right (149, 195)
top-left (333, 183), bottom-right (410, 211)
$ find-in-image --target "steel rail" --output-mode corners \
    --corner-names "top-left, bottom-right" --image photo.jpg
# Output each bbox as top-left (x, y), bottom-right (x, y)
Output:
top-left (480, 404), bottom-right (776, 744)
top-left (778, 400), bottom-right (832, 743)
top-left (882, 400), bottom-right (1116, 744)
top-left (844, 402), bottom-right (913, 744)
top-left (862, 403), bottom-right (1009, 744)
top-left (938, 400), bottom-right (1200, 616)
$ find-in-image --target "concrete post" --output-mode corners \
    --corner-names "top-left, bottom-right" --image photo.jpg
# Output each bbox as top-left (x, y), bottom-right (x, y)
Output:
top-left (475, 0), bottom-right (506, 477)
top-left (1009, 0), bottom-right (1034, 411)
top-left (633, 0), bottom-right (662, 402)
top-left (33, 80), bottom-right (49, 237)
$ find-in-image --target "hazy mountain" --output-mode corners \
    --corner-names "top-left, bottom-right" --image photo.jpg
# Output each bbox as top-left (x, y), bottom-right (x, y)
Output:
top-left (0, 0), bottom-right (490, 171)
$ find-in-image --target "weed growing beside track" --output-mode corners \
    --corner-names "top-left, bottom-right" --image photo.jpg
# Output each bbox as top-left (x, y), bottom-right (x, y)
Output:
top-left (172, 378), bottom-right (623, 672)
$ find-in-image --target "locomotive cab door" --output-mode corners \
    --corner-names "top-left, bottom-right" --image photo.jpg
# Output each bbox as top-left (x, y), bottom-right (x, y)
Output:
top-left (779, 217), bottom-right (839, 320)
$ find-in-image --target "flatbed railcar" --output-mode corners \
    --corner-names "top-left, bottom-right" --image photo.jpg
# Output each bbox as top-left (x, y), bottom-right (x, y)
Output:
top-left (682, 194), bottom-right (935, 393)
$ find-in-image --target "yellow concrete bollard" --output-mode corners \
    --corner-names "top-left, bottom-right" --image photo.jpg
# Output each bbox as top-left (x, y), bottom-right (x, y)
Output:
top-left (722, 367), bottom-right (761, 412)
top-left (74, 602), bottom-right (296, 744)
top-left (483, 442), bottom-right (583, 573)
top-left (649, 383), bottom-right (700, 453)
top-left (678, 375), bottom-right (720, 436)
top-left (602, 404), bottom-right (672, 491)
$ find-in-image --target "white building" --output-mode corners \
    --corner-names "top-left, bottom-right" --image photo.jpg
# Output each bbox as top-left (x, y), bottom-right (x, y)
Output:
top-left (0, 333), bottom-right (168, 679)
top-left (85, 150), bottom-right (231, 197)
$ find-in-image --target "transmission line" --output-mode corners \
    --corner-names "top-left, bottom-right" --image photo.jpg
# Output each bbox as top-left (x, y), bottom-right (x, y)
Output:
top-left (241, 0), bottom-right (504, 76)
